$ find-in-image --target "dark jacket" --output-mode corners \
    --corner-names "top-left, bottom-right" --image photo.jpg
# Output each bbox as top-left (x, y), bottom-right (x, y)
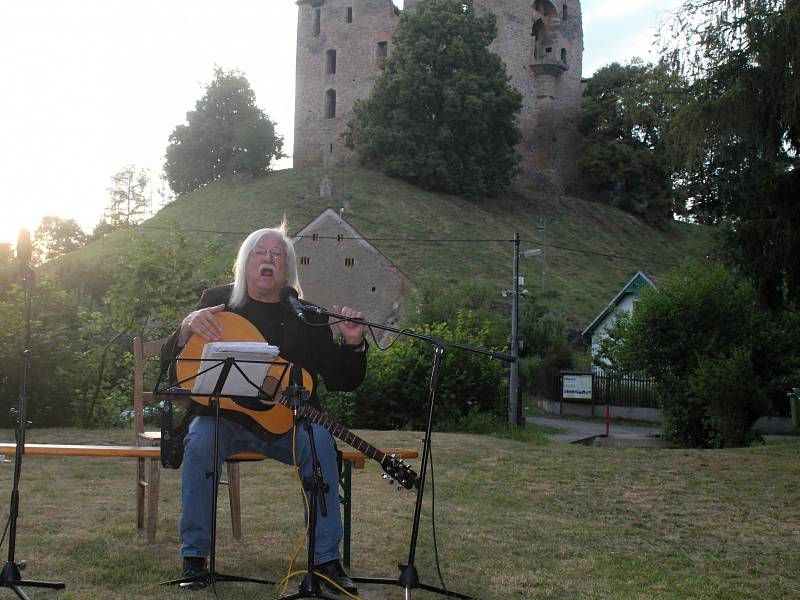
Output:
top-left (160, 284), bottom-right (367, 415)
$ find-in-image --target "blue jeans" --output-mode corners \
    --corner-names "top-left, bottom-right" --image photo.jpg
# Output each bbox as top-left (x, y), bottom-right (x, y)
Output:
top-left (180, 416), bottom-right (343, 565)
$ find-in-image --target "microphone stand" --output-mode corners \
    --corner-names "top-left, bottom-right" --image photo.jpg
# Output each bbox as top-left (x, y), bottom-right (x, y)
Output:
top-left (0, 257), bottom-right (65, 597)
top-left (276, 367), bottom-right (341, 600)
top-left (302, 305), bottom-right (513, 600)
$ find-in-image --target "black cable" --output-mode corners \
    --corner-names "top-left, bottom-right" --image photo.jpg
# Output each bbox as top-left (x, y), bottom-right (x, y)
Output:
top-left (428, 440), bottom-right (451, 598)
top-left (137, 224), bottom-right (682, 267)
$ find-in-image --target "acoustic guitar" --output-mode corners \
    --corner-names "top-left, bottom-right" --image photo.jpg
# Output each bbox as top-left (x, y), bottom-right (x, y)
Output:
top-left (176, 311), bottom-right (417, 489)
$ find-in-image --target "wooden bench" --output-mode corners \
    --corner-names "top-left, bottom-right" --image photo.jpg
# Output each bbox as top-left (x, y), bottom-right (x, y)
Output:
top-left (0, 442), bottom-right (417, 568)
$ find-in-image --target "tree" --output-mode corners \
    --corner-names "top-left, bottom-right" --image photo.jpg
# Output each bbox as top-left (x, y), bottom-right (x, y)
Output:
top-left (579, 60), bottom-right (689, 224)
top-left (344, 0), bottom-right (522, 197)
top-left (596, 262), bottom-right (800, 447)
top-left (661, 0), bottom-right (800, 307)
top-left (105, 165), bottom-right (151, 228)
top-left (164, 67), bottom-right (284, 195)
top-left (32, 215), bottom-right (87, 263)
top-left (342, 312), bottom-right (505, 429)
top-left (0, 274), bottom-right (100, 427)
top-left (103, 224), bottom-right (225, 340)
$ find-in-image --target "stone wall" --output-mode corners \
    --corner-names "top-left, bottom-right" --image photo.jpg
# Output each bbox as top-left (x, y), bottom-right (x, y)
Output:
top-left (294, 0), bottom-right (401, 168)
top-left (293, 208), bottom-right (412, 332)
top-left (294, 0), bottom-right (584, 193)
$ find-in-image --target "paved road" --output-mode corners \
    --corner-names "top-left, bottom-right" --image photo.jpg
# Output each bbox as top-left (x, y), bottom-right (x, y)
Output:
top-left (527, 415), bottom-right (660, 443)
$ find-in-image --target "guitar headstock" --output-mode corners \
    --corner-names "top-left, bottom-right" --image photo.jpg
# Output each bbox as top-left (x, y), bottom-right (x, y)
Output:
top-left (381, 454), bottom-right (418, 490)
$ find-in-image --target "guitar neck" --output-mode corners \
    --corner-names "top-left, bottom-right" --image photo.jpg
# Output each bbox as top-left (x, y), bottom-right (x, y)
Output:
top-left (303, 405), bottom-right (387, 464)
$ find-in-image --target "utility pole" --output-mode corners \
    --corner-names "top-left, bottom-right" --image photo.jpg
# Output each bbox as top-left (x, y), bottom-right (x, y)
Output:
top-left (538, 218), bottom-right (547, 293)
top-left (509, 233), bottom-right (520, 426)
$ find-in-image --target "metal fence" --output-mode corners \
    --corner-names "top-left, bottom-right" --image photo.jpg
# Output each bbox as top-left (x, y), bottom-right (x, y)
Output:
top-left (592, 373), bottom-right (660, 408)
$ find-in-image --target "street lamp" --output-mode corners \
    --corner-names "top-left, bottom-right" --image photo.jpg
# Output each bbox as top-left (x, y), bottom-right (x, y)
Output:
top-left (508, 235), bottom-right (541, 426)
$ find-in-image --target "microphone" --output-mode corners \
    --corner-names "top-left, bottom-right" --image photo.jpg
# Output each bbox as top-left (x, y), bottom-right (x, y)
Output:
top-left (280, 285), bottom-right (307, 323)
top-left (289, 364), bottom-right (303, 388)
top-left (17, 228), bottom-right (32, 280)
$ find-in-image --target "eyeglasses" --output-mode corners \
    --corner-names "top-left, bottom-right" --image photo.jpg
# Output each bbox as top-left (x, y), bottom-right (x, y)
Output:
top-left (250, 247), bottom-right (284, 262)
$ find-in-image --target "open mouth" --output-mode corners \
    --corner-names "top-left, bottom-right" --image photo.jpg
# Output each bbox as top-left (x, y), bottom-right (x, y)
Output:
top-left (259, 264), bottom-right (276, 277)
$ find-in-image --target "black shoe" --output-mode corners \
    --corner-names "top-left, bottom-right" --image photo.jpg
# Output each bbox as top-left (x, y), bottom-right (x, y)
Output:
top-left (315, 559), bottom-right (357, 595)
top-left (180, 556), bottom-right (208, 590)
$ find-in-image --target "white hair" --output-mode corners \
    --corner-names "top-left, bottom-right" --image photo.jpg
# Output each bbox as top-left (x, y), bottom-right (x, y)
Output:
top-left (229, 220), bottom-right (303, 308)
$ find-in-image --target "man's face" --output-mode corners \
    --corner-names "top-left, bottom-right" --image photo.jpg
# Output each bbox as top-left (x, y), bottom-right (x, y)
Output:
top-left (245, 232), bottom-right (287, 302)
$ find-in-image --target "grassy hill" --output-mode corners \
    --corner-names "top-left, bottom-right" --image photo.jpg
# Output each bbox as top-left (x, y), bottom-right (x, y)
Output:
top-left (60, 166), bottom-right (713, 330)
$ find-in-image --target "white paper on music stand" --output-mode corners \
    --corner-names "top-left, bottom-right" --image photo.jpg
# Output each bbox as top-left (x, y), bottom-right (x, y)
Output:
top-left (190, 342), bottom-right (280, 397)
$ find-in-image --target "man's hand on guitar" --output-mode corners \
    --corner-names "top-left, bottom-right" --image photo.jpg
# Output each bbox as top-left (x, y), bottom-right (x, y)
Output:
top-left (179, 303), bottom-right (226, 345)
top-left (332, 305), bottom-right (365, 347)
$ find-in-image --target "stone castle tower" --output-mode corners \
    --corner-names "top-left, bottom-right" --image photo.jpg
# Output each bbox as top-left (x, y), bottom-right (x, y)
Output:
top-left (294, 0), bottom-right (583, 193)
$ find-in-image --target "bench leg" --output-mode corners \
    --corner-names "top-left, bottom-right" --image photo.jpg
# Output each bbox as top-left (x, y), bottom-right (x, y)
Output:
top-left (136, 457), bottom-right (145, 531)
top-left (146, 457), bottom-right (160, 544)
top-left (227, 462), bottom-right (242, 540)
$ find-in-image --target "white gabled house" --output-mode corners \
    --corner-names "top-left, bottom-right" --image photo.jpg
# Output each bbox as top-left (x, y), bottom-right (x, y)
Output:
top-left (581, 271), bottom-right (657, 365)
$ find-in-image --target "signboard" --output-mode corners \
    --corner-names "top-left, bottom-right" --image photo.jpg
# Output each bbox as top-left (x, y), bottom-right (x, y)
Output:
top-left (562, 372), bottom-right (593, 401)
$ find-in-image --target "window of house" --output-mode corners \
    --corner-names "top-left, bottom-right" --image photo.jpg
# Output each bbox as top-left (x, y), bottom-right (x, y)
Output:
top-left (313, 8), bottom-right (321, 36)
top-left (325, 49), bottom-right (337, 75)
top-left (324, 89), bottom-right (336, 119)
top-left (376, 41), bottom-right (388, 62)
top-left (344, 258), bottom-right (355, 267)
top-left (311, 233), bottom-right (319, 242)
top-left (336, 234), bottom-right (344, 242)
top-left (300, 256), bottom-right (310, 265)
top-left (346, 6), bottom-right (353, 23)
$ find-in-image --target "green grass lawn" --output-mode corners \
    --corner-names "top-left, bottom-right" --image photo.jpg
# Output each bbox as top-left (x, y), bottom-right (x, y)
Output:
top-left (0, 427), bottom-right (797, 599)
top-left (56, 166), bottom-right (714, 330)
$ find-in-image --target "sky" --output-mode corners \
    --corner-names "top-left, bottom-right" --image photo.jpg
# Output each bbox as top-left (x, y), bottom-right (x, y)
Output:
top-left (0, 0), bottom-right (684, 247)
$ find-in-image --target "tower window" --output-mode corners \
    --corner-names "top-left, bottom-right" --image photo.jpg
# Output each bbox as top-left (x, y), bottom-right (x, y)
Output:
top-left (376, 41), bottom-right (388, 61)
top-left (546, 47), bottom-right (552, 54)
top-left (337, 234), bottom-right (344, 242)
top-left (330, 143), bottom-right (334, 153)
top-left (312, 8), bottom-right (320, 37)
top-left (344, 258), bottom-right (355, 267)
top-left (563, 4), bottom-right (568, 19)
top-left (300, 256), bottom-right (310, 265)
top-left (561, 48), bottom-right (567, 63)
top-left (346, 6), bottom-right (353, 23)
top-left (324, 89), bottom-right (336, 119)
top-left (325, 49), bottom-right (337, 75)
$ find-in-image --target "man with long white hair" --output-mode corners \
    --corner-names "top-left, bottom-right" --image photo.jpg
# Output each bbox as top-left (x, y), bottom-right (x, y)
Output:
top-left (161, 221), bottom-right (366, 593)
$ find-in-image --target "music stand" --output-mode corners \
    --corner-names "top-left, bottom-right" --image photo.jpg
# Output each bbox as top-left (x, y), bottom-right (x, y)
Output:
top-left (159, 354), bottom-right (280, 592)
top-left (0, 250), bottom-right (65, 598)
top-left (299, 305), bottom-right (514, 600)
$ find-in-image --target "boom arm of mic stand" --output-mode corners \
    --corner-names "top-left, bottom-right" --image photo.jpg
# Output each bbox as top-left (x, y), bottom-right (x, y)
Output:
top-left (304, 306), bottom-right (516, 363)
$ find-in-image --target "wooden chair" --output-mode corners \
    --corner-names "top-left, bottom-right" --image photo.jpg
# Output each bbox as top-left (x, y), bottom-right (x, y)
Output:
top-left (133, 335), bottom-right (247, 543)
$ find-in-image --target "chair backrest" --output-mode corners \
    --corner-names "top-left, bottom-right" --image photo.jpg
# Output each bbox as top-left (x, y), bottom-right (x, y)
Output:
top-left (132, 336), bottom-right (168, 441)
